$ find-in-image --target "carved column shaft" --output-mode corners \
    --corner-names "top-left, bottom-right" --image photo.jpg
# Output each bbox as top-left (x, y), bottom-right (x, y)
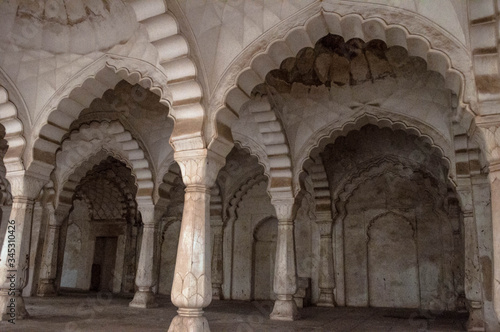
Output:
top-left (211, 219), bottom-right (223, 300)
top-left (130, 204), bottom-right (158, 308)
top-left (0, 174), bottom-right (45, 321)
top-left (270, 196), bottom-right (299, 321)
top-left (316, 216), bottom-right (335, 307)
top-left (168, 149), bottom-right (225, 332)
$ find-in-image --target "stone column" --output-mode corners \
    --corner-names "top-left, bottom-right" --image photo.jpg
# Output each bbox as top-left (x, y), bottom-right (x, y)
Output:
top-left (211, 218), bottom-right (223, 300)
top-left (168, 149), bottom-right (225, 332)
top-left (316, 212), bottom-right (335, 307)
top-left (130, 203), bottom-right (158, 308)
top-left (0, 174), bottom-right (45, 321)
top-left (489, 164), bottom-right (500, 323)
top-left (463, 210), bottom-right (485, 331)
top-left (37, 204), bottom-right (70, 297)
top-left (270, 196), bottom-right (299, 321)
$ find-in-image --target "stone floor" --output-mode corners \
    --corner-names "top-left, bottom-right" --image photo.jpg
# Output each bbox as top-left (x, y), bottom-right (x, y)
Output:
top-left (0, 293), bottom-right (467, 332)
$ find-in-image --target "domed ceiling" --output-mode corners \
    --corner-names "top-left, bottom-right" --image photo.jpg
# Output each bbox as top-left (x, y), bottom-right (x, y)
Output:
top-left (0, 0), bottom-right (138, 54)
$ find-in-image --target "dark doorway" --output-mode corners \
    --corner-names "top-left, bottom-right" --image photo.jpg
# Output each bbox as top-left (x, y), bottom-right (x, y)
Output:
top-left (90, 237), bottom-right (118, 292)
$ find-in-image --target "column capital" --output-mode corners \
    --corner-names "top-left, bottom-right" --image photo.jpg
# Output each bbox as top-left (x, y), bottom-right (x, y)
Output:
top-left (174, 149), bottom-right (226, 188)
top-left (7, 173), bottom-right (47, 199)
top-left (270, 191), bottom-right (295, 222)
top-left (138, 203), bottom-right (156, 226)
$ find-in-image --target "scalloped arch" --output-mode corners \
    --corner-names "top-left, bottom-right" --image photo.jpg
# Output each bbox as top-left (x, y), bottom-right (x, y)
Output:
top-left (157, 161), bottom-right (184, 209)
top-left (232, 136), bottom-right (270, 181)
top-left (29, 55), bottom-right (172, 179)
top-left (217, 10), bottom-right (470, 136)
top-left (298, 113), bottom-right (454, 197)
top-left (0, 82), bottom-right (26, 175)
top-left (55, 121), bottom-right (154, 205)
top-left (225, 173), bottom-right (268, 226)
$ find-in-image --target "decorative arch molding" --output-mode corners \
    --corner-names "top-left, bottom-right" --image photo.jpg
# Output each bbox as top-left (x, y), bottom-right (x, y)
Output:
top-left (215, 9), bottom-right (472, 138)
top-left (225, 174), bottom-right (268, 227)
top-left (30, 54), bottom-right (172, 179)
top-left (55, 121), bottom-right (154, 205)
top-left (299, 113), bottom-right (454, 197)
top-left (245, 96), bottom-right (293, 193)
top-left (231, 138), bottom-right (270, 182)
top-left (127, 0), bottom-right (227, 155)
top-left (305, 156), bottom-right (331, 218)
top-left (0, 83), bottom-right (26, 174)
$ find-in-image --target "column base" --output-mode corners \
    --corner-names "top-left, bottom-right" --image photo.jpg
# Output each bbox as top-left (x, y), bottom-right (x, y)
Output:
top-left (168, 308), bottom-right (210, 332)
top-left (37, 279), bottom-right (58, 297)
top-left (466, 301), bottom-right (485, 332)
top-left (129, 290), bottom-right (158, 308)
top-left (317, 290), bottom-right (335, 307)
top-left (270, 297), bottom-right (299, 321)
top-left (0, 294), bottom-right (29, 321)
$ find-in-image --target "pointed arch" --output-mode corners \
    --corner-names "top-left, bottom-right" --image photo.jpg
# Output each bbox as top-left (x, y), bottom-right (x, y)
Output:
top-left (55, 121), bottom-right (154, 205)
top-left (215, 10), bottom-right (471, 140)
top-left (30, 55), bottom-right (172, 180)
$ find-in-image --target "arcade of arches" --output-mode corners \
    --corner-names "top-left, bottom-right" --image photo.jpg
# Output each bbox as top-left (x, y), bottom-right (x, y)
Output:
top-left (1, 0), bottom-right (500, 331)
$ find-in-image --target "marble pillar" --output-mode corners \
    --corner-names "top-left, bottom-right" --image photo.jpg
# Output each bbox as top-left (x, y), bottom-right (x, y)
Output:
top-left (463, 210), bottom-right (485, 331)
top-left (0, 174), bottom-right (45, 321)
top-left (270, 196), bottom-right (299, 321)
top-left (130, 204), bottom-right (158, 308)
top-left (489, 165), bottom-right (500, 325)
top-left (316, 213), bottom-right (335, 307)
top-left (37, 204), bottom-right (70, 297)
top-left (211, 218), bottom-right (223, 300)
top-left (168, 149), bottom-right (225, 332)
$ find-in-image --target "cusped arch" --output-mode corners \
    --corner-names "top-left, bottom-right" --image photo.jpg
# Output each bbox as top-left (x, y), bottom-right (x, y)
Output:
top-left (157, 161), bottom-right (184, 212)
top-left (128, 0), bottom-right (212, 153)
top-left (217, 10), bottom-right (471, 131)
top-left (55, 121), bottom-right (154, 205)
top-left (225, 174), bottom-right (268, 226)
top-left (222, 12), bottom-right (465, 196)
top-left (300, 113), bottom-right (454, 197)
top-left (0, 83), bottom-right (26, 174)
top-left (30, 55), bottom-right (172, 179)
